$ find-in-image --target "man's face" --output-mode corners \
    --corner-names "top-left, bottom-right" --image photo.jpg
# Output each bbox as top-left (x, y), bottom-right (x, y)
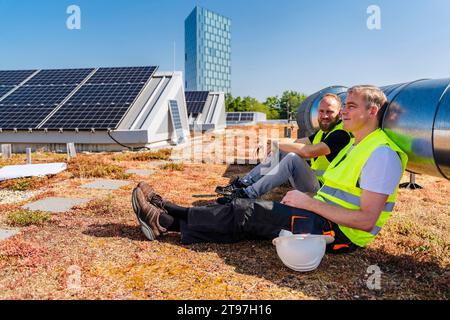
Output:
top-left (317, 98), bottom-right (341, 132)
top-left (342, 92), bottom-right (375, 132)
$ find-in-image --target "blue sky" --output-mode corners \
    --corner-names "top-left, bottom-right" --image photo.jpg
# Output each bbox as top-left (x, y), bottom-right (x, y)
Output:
top-left (1, 0), bottom-right (450, 100)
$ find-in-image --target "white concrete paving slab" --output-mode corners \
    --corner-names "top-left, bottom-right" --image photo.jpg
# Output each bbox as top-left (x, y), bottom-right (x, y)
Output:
top-left (22, 197), bottom-right (90, 213)
top-left (81, 179), bottom-right (130, 190)
top-left (0, 229), bottom-right (19, 241)
top-left (0, 163), bottom-right (67, 181)
top-left (125, 169), bottom-right (154, 177)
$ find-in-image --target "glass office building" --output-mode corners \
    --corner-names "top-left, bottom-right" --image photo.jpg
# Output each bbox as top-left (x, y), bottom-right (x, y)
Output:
top-left (185, 6), bottom-right (231, 94)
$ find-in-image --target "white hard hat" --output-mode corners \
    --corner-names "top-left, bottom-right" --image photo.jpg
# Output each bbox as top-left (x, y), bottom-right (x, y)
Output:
top-left (272, 231), bottom-right (334, 272)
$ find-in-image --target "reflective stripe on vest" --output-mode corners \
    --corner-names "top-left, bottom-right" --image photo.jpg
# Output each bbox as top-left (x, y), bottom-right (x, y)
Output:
top-left (320, 185), bottom-right (396, 212)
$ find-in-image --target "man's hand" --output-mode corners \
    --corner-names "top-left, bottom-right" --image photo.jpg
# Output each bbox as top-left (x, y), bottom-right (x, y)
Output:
top-left (266, 140), bottom-right (279, 156)
top-left (281, 190), bottom-right (315, 210)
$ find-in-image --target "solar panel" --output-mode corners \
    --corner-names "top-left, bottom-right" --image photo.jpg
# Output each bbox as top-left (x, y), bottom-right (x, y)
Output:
top-left (240, 113), bottom-right (254, 121)
top-left (169, 100), bottom-right (186, 144)
top-left (187, 101), bottom-right (206, 115)
top-left (185, 91), bottom-right (209, 102)
top-left (86, 66), bottom-right (157, 84)
top-left (0, 86), bottom-right (14, 99)
top-left (0, 105), bottom-right (60, 129)
top-left (65, 83), bottom-right (143, 105)
top-left (41, 83), bottom-right (145, 129)
top-left (25, 68), bottom-right (94, 86)
top-left (41, 105), bottom-right (130, 129)
top-left (226, 113), bottom-right (240, 121)
top-left (0, 70), bottom-right (36, 86)
top-left (0, 85), bottom-right (76, 106)
top-left (185, 91), bottom-right (209, 115)
top-left (0, 85), bottom-right (77, 129)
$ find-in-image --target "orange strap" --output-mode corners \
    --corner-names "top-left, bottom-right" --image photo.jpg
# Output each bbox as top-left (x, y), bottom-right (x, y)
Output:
top-left (333, 243), bottom-right (350, 251)
top-left (290, 216), bottom-right (308, 233)
top-left (323, 230), bottom-right (335, 238)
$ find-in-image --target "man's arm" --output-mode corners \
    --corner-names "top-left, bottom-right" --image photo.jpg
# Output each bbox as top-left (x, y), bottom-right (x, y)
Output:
top-left (278, 129), bottom-right (350, 159)
top-left (281, 189), bottom-right (388, 232)
top-left (293, 137), bottom-right (311, 145)
top-left (278, 141), bottom-right (331, 159)
top-left (267, 136), bottom-right (313, 156)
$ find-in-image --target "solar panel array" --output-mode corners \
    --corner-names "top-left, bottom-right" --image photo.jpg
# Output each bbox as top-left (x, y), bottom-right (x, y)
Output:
top-left (226, 112), bottom-right (255, 123)
top-left (0, 66), bottom-right (157, 130)
top-left (42, 67), bottom-right (156, 129)
top-left (185, 91), bottom-right (209, 115)
top-left (0, 69), bottom-right (87, 129)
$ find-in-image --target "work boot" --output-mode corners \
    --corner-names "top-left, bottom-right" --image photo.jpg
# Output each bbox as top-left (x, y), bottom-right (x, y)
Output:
top-left (138, 181), bottom-right (167, 210)
top-left (216, 188), bottom-right (249, 204)
top-left (215, 177), bottom-right (247, 196)
top-left (131, 187), bottom-right (167, 241)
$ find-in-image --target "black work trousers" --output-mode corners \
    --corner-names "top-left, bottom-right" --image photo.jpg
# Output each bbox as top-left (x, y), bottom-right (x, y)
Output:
top-left (179, 199), bottom-right (357, 253)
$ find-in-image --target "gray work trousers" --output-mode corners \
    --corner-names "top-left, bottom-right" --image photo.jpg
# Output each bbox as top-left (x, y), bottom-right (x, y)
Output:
top-left (241, 151), bottom-right (320, 198)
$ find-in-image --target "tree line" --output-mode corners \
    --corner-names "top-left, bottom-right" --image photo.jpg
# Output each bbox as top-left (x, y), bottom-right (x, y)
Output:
top-left (225, 91), bottom-right (308, 120)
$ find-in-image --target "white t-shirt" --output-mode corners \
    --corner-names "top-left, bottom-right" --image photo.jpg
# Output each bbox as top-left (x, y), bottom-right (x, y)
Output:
top-left (359, 146), bottom-right (403, 196)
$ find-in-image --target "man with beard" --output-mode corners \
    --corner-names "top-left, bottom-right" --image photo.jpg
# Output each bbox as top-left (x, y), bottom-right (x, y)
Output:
top-left (215, 93), bottom-right (351, 201)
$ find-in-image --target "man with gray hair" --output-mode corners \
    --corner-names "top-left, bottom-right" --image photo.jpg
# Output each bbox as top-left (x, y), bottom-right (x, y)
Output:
top-left (215, 93), bottom-right (351, 202)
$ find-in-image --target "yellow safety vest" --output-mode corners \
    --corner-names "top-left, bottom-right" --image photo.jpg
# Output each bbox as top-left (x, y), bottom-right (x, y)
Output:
top-left (310, 121), bottom-right (348, 184)
top-left (314, 129), bottom-right (408, 247)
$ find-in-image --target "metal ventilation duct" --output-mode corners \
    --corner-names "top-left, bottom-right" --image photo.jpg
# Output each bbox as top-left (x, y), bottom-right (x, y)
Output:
top-left (296, 79), bottom-right (450, 180)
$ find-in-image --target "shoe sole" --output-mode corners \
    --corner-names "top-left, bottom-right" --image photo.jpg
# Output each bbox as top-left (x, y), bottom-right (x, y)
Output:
top-left (131, 187), bottom-right (155, 241)
top-left (216, 197), bottom-right (232, 205)
top-left (215, 187), bottom-right (233, 196)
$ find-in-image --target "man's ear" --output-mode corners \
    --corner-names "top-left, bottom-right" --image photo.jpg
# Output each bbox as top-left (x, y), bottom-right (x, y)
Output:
top-left (370, 105), bottom-right (379, 118)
